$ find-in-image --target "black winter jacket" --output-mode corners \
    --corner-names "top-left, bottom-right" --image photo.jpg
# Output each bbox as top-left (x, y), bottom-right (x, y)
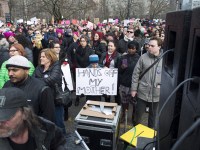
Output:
top-left (92, 40), bottom-right (107, 59)
top-left (0, 117), bottom-right (67, 150)
top-left (33, 61), bottom-right (62, 89)
top-left (75, 45), bottom-right (94, 68)
top-left (118, 53), bottom-right (140, 87)
top-left (3, 76), bottom-right (55, 122)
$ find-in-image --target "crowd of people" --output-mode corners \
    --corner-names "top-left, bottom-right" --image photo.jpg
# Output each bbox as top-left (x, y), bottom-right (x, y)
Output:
top-left (0, 19), bottom-right (165, 149)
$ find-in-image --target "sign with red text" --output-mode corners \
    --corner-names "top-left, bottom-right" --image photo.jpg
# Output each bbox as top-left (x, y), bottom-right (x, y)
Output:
top-left (76, 68), bottom-right (118, 95)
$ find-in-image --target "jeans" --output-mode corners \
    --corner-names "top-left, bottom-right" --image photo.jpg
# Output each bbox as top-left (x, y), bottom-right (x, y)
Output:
top-left (135, 97), bottom-right (158, 129)
top-left (55, 105), bottom-right (67, 135)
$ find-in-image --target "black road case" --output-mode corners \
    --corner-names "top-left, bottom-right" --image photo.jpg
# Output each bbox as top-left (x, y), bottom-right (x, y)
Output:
top-left (75, 106), bottom-right (121, 150)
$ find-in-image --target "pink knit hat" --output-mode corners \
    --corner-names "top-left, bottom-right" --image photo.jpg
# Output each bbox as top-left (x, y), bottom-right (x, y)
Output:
top-left (56, 28), bottom-right (63, 35)
top-left (3, 31), bottom-right (15, 39)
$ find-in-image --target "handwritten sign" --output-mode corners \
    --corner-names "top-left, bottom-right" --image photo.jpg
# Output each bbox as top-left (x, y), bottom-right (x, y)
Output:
top-left (76, 68), bottom-right (118, 95)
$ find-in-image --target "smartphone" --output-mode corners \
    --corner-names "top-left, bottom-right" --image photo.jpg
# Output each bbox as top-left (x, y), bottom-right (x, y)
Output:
top-left (122, 59), bottom-right (128, 67)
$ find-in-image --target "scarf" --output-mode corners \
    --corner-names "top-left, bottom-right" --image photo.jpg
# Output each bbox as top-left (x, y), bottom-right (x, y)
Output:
top-left (104, 51), bottom-right (116, 68)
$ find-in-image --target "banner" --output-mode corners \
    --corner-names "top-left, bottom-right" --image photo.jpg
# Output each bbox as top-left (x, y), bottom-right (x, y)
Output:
top-left (76, 68), bottom-right (118, 95)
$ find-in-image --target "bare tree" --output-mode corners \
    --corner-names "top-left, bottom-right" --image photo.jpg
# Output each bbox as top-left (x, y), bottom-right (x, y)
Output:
top-left (148, 0), bottom-right (170, 19)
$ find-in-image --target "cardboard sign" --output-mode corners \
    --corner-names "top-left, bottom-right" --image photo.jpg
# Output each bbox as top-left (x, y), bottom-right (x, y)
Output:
top-left (61, 64), bottom-right (74, 91)
top-left (76, 68), bottom-right (118, 95)
top-left (94, 18), bottom-right (99, 24)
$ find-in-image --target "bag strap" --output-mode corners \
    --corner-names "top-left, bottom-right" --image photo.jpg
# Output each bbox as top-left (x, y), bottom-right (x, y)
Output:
top-left (139, 57), bottom-right (161, 80)
top-left (62, 76), bottom-right (70, 91)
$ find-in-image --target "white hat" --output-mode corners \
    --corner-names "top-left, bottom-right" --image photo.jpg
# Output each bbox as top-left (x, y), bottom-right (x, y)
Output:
top-left (6, 55), bottom-right (30, 69)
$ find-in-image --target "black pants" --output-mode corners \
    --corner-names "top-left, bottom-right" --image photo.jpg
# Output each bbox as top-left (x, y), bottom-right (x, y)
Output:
top-left (135, 97), bottom-right (158, 129)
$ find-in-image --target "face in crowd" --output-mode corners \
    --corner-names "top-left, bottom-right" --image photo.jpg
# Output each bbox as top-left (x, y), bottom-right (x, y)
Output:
top-left (126, 28), bottom-right (134, 38)
top-left (80, 37), bottom-right (88, 48)
top-left (107, 41), bottom-right (116, 54)
top-left (0, 109), bottom-right (25, 138)
top-left (147, 39), bottom-right (161, 56)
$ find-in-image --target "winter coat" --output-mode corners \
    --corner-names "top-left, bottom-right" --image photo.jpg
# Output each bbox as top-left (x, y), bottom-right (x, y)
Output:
top-left (33, 61), bottom-right (62, 90)
top-left (0, 117), bottom-right (67, 150)
top-left (25, 47), bottom-right (33, 63)
top-left (118, 53), bottom-right (140, 87)
top-left (99, 51), bottom-right (121, 68)
top-left (75, 45), bottom-right (94, 68)
top-left (0, 46), bottom-right (9, 68)
top-left (3, 76), bottom-right (55, 122)
top-left (92, 40), bottom-right (107, 59)
top-left (0, 60), bottom-right (35, 88)
top-left (131, 50), bottom-right (163, 102)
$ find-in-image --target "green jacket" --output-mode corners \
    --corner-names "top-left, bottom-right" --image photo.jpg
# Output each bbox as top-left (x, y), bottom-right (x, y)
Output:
top-left (0, 60), bottom-right (35, 88)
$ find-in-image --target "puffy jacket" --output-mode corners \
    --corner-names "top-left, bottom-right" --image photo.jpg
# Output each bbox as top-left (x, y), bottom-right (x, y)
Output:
top-left (0, 117), bottom-right (67, 150)
top-left (0, 60), bottom-right (35, 88)
top-left (33, 61), bottom-right (62, 98)
top-left (131, 51), bottom-right (163, 102)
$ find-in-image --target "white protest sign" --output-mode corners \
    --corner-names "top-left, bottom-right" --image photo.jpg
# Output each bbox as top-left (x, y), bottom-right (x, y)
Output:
top-left (103, 20), bottom-right (107, 24)
top-left (61, 64), bottom-right (74, 91)
top-left (124, 19), bottom-right (130, 26)
top-left (108, 18), bottom-right (114, 23)
top-left (86, 21), bottom-right (94, 29)
top-left (76, 68), bottom-right (118, 95)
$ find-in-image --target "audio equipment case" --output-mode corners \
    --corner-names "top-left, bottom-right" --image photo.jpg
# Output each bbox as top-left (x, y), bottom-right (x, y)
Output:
top-left (75, 105), bottom-right (121, 150)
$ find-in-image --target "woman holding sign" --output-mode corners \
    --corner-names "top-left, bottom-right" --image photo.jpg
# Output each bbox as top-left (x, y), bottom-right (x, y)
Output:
top-left (99, 40), bottom-right (121, 103)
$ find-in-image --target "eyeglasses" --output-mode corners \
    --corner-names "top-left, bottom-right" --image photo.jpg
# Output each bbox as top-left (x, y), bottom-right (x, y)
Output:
top-left (127, 31), bottom-right (134, 33)
top-left (35, 32), bottom-right (40, 34)
top-left (9, 49), bottom-right (18, 53)
top-left (147, 44), bottom-right (157, 47)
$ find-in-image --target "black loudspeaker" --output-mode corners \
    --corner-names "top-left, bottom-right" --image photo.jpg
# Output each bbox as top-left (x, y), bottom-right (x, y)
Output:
top-left (158, 10), bottom-right (192, 150)
top-left (177, 7), bottom-right (200, 150)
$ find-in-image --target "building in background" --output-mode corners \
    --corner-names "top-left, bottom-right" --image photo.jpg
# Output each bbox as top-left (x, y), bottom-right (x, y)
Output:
top-left (0, 0), bottom-right (9, 22)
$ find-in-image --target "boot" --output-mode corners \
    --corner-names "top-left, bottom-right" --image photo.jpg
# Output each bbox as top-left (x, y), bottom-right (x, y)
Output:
top-left (75, 96), bottom-right (79, 106)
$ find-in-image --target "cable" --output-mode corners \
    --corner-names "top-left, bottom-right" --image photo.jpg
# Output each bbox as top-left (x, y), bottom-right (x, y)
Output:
top-left (171, 118), bottom-right (200, 150)
top-left (157, 77), bottom-right (199, 150)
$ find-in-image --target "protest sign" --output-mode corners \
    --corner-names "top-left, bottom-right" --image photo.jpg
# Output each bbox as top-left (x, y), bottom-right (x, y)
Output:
top-left (61, 64), bottom-right (74, 91)
top-left (76, 68), bottom-right (118, 95)
top-left (86, 21), bottom-right (94, 29)
top-left (94, 18), bottom-right (100, 24)
top-left (72, 19), bottom-right (78, 25)
top-left (65, 20), bottom-right (70, 25)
